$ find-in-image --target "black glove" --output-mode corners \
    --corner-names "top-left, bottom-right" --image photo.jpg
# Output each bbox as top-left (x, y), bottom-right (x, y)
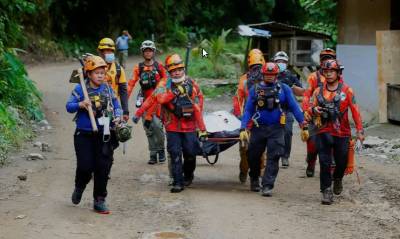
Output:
top-left (132, 115), bottom-right (140, 124)
top-left (143, 120), bottom-right (152, 129)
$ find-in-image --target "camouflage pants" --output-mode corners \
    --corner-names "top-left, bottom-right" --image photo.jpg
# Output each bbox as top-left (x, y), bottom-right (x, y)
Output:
top-left (143, 116), bottom-right (165, 155)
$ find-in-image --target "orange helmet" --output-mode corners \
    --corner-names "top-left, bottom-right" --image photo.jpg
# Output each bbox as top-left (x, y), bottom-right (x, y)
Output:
top-left (165, 54), bottom-right (185, 72)
top-left (247, 49), bottom-right (265, 66)
top-left (84, 55), bottom-right (107, 72)
top-left (321, 59), bottom-right (340, 71)
top-left (261, 62), bottom-right (279, 75)
top-left (320, 48), bottom-right (336, 61)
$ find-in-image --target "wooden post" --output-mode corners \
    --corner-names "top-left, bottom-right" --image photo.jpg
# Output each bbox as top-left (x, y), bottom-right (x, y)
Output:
top-left (376, 30), bottom-right (400, 123)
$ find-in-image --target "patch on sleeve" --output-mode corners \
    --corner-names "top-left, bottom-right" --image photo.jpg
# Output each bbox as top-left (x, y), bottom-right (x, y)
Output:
top-left (72, 90), bottom-right (81, 100)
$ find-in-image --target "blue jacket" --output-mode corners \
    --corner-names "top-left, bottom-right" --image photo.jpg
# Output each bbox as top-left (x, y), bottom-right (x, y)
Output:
top-left (241, 82), bottom-right (304, 129)
top-left (66, 83), bottom-right (121, 131)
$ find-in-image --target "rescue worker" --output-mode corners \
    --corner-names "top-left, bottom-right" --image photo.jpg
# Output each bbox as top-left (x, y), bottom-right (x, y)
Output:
top-left (66, 56), bottom-right (121, 214)
top-left (129, 40), bottom-right (167, 164)
top-left (232, 49), bottom-right (266, 183)
top-left (240, 62), bottom-right (307, 196)
top-left (307, 59), bottom-right (364, 205)
top-left (97, 38), bottom-right (129, 122)
top-left (302, 48), bottom-right (337, 177)
top-left (156, 53), bottom-right (207, 193)
top-left (273, 51), bottom-right (305, 168)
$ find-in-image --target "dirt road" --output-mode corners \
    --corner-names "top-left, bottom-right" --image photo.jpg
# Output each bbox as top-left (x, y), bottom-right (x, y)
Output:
top-left (0, 58), bottom-right (399, 239)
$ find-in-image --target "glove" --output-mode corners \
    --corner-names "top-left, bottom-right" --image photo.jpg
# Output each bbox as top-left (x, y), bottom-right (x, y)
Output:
top-left (123, 114), bottom-right (130, 122)
top-left (355, 139), bottom-right (363, 153)
top-left (132, 115), bottom-right (140, 124)
top-left (239, 129), bottom-right (249, 145)
top-left (356, 131), bottom-right (365, 142)
top-left (314, 115), bottom-right (322, 128)
top-left (198, 130), bottom-right (208, 142)
top-left (300, 126), bottom-right (310, 142)
top-left (143, 120), bottom-right (152, 129)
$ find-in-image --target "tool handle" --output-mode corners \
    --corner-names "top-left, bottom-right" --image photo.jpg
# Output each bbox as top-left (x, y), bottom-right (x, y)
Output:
top-left (78, 68), bottom-right (98, 132)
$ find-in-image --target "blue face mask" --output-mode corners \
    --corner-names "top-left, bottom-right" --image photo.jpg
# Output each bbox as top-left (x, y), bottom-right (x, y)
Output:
top-left (104, 53), bottom-right (115, 63)
top-left (277, 63), bottom-right (287, 72)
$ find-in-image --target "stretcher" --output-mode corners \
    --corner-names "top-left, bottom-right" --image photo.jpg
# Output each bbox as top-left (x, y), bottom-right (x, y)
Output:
top-left (196, 111), bottom-right (241, 165)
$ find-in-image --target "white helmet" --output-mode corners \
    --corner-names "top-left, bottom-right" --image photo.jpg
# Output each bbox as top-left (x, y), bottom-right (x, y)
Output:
top-left (273, 51), bottom-right (289, 62)
top-left (140, 40), bottom-right (156, 52)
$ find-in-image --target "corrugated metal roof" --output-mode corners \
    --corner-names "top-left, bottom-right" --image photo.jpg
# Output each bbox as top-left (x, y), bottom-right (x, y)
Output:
top-left (247, 21), bottom-right (331, 39)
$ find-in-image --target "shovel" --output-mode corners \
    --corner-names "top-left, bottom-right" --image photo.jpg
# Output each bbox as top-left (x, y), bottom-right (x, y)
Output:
top-left (69, 68), bottom-right (98, 132)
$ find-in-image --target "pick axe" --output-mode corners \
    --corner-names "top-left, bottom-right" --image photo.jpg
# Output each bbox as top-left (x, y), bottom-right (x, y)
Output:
top-left (69, 68), bottom-right (98, 132)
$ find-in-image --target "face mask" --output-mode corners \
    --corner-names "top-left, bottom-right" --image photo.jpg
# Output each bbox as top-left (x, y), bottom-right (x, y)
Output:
top-left (277, 63), bottom-right (287, 72)
top-left (104, 53), bottom-right (115, 63)
top-left (171, 74), bottom-right (185, 83)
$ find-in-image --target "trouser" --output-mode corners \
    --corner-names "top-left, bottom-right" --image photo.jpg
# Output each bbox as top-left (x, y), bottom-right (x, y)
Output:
top-left (166, 131), bottom-right (198, 186)
top-left (316, 133), bottom-right (349, 191)
top-left (247, 125), bottom-right (285, 189)
top-left (306, 124), bottom-right (318, 168)
top-left (143, 115), bottom-right (165, 156)
top-left (73, 129), bottom-right (117, 199)
top-left (283, 112), bottom-right (294, 159)
top-left (117, 50), bottom-right (128, 68)
top-left (239, 144), bottom-right (266, 175)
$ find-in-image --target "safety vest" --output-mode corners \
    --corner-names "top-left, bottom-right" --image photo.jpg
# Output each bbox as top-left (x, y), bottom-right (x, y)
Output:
top-left (87, 83), bottom-right (114, 118)
top-left (170, 79), bottom-right (194, 118)
top-left (316, 82), bottom-right (344, 123)
top-left (138, 62), bottom-right (160, 90)
top-left (254, 82), bottom-right (282, 111)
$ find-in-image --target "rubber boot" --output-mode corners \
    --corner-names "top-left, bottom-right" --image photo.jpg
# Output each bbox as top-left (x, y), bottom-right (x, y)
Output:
top-left (333, 178), bottom-right (343, 195)
top-left (321, 188), bottom-right (334, 205)
top-left (281, 157), bottom-right (289, 168)
top-left (250, 178), bottom-right (260, 192)
top-left (148, 152), bottom-right (157, 165)
top-left (158, 150), bottom-right (166, 164)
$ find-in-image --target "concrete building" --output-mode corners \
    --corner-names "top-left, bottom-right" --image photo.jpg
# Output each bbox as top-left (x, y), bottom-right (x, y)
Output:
top-left (337, 0), bottom-right (400, 123)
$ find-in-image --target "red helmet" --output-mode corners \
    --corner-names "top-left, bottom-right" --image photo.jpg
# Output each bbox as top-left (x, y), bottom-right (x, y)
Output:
top-left (320, 48), bottom-right (336, 61)
top-left (321, 59), bottom-right (340, 71)
top-left (261, 62), bottom-right (279, 75)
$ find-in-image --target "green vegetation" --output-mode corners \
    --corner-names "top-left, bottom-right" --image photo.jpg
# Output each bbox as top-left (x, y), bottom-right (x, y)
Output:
top-left (201, 85), bottom-right (236, 99)
top-left (299, 0), bottom-right (338, 47)
top-left (0, 0), bottom-right (44, 164)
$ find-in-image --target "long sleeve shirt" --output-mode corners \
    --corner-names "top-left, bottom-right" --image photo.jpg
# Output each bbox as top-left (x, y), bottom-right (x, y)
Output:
top-left (241, 82), bottom-right (304, 129)
top-left (66, 83), bottom-right (121, 131)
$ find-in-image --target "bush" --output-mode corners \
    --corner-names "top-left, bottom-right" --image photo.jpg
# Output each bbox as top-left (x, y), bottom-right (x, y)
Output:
top-left (0, 51), bottom-right (43, 164)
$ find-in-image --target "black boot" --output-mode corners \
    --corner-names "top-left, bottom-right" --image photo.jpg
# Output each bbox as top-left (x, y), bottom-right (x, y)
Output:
top-left (71, 187), bottom-right (84, 205)
top-left (170, 185), bottom-right (184, 193)
top-left (158, 150), bottom-right (166, 164)
top-left (239, 171), bottom-right (247, 183)
top-left (321, 188), bottom-right (334, 205)
top-left (306, 165), bottom-right (315, 177)
top-left (333, 178), bottom-right (343, 195)
top-left (250, 178), bottom-right (260, 192)
top-left (184, 174), bottom-right (194, 187)
top-left (148, 152), bottom-right (157, 165)
top-left (281, 157), bottom-right (289, 168)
